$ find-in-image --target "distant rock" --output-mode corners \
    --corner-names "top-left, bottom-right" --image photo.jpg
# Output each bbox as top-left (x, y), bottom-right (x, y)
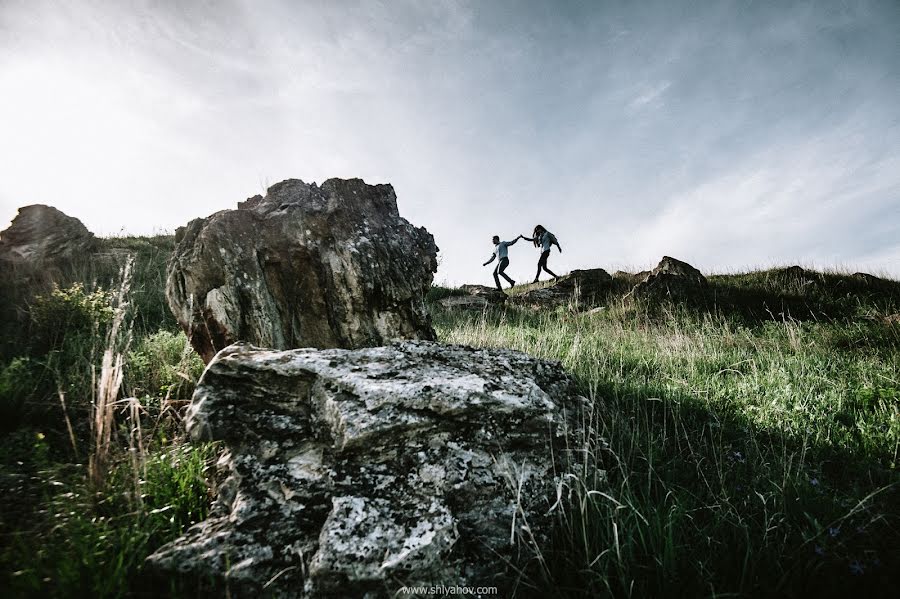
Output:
top-left (767, 265), bottom-right (821, 287)
top-left (146, 341), bottom-right (582, 597)
top-left (513, 268), bottom-right (612, 308)
top-left (0, 205), bottom-right (96, 263)
top-left (853, 272), bottom-right (885, 286)
top-left (628, 256), bottom-right (707, 300)
top-left (437, 284), bottom-right (506, 310)
top-left (459, 283), bottom-right (506, 299)
top-left (613, 270), bottom-right (650, 283)
top-left (166, 178), bottom-right (438, 362)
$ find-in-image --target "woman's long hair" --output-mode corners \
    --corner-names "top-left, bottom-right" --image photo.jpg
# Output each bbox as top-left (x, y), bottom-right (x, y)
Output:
top-left (532, 225), bottom-right (545, 248)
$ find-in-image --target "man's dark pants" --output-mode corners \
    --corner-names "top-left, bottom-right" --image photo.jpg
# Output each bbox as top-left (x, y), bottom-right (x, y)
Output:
top-left (494, 257), bottom-right (514, 290)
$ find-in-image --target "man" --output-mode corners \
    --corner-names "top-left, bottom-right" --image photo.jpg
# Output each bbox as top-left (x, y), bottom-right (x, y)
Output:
top-left (483, 234), bottom-right (521, 292)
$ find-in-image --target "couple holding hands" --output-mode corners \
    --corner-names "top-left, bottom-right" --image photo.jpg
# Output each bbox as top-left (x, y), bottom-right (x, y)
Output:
top-left (483, 224), bottom-right (562, 292)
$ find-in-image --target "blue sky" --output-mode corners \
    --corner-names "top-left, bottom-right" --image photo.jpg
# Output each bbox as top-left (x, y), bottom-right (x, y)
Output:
top-left (1, 0), bottom-right (898, 283)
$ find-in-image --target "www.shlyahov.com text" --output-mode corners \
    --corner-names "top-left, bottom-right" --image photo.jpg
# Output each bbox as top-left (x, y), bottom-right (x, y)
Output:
top-left (398, 584), bottom-right (499, 596)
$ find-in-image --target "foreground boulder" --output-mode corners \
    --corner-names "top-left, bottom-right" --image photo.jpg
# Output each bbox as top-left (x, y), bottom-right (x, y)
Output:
top-left (0, 205), bottom-right (96, 263)
top-left (146, 341), bottom-right (581, 597)
top-left (166, 178), bottom-right (439, 362)
top-left (628, 256), bottom-right (707, 299)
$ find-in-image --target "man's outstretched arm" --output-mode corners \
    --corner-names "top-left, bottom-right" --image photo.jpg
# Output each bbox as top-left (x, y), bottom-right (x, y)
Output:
top-left (483, 254), bottom-right (496, 266)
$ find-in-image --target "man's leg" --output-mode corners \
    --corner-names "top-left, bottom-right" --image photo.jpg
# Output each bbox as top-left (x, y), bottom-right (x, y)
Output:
top-left (498, 257), bottom-right (515, 287)
top-left (493, 264), bottom-right (503, 291)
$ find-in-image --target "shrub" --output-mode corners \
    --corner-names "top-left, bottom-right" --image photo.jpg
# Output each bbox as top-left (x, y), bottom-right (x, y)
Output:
top-left (126, 330), bottom-right (204, 399)
top-left (29, 283), bottom-right (114, 354)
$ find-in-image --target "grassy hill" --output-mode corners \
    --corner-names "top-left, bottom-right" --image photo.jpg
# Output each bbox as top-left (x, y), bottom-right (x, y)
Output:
top-left (1, 256), bottom-right (898, 597)
top-left (434, 269), bottom-right (899, 596)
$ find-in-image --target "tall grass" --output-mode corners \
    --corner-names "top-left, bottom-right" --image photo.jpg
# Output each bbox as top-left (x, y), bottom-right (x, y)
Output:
top-left (0, 241), bottom-right (214, 598)
top-left (435, 298), bottom-right (899, 597)
top-left (2, 253), bottom-right (897, 597)
top-left (90, 257), bottom-right (135, 488)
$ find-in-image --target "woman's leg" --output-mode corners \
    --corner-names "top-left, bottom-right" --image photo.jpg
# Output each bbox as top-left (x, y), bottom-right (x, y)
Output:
top-left (542, 250), bottom-right (559, 278)
top-left (534, 251), bottom-right (550, 282)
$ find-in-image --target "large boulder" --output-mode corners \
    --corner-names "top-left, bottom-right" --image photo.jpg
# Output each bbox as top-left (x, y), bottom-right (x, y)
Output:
top-left (166, 178), bottom-right (439, 362)
top-left (0, 205), bottom-right (96, 263)
top-left (146, 341), bottom-right (582, 597)
top-left (513, 268), bottom-right (612, 308)
top-left (628, 256), bottom-right (707, 300)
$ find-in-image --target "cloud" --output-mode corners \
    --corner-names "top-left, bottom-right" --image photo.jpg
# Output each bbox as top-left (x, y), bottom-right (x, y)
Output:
top-left (1, 0), bottom-right (898, 283)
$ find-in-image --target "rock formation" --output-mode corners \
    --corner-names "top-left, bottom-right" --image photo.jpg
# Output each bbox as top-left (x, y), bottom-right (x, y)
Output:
top-left (146, 341), bottom-right (582, 597)
top-left (628, 256), bottom-right (707, 299)
top-left (513, 268), bottom-right (612, 308)
top-left (0, 205), bottom-right (96, 263)
top-left (436, 284), bottom-right (506, 310)
top-left (165, 178), bottom-right (439, 362)
top-left (767, 265), bottom-right (821, 286)
top-left (613, 270), bottom-right (650, 283)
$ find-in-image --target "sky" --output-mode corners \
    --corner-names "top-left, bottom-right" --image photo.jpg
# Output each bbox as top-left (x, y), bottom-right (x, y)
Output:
top-left (1, 0), bottom-right (898, 284)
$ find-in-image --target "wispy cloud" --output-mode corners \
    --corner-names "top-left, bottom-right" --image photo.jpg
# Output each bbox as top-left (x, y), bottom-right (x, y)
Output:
top-left (1, 0), bottom-right (898, 282)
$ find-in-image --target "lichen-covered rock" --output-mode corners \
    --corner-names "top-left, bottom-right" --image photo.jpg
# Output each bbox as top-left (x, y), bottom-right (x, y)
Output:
top-left (146, 341), bottom-right (582, 597)
top-left (628, 256), bottom-right (707, 300)
top-left (513, 268), bottom-right (612, 308)
top-left (166, 178), bottom-right (438, 362)
top-left (0, 205), bottom-right (96, 263)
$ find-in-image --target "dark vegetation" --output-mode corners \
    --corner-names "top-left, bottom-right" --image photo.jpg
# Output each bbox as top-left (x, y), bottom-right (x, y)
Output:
top-left (1, 244), bottom-right (898, 597)
top-left (0, 236), bottom-right (211, 598)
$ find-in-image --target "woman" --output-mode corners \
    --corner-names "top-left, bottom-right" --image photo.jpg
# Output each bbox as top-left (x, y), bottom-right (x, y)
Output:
top-left (483, 234), bottom-right (522, 291)
top-left (523, 225), bottom-right (562, 283)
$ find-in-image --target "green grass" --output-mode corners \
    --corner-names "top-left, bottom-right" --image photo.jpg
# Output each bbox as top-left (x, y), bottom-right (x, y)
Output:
top-left (434, 289), bottom-right (899, 597)
top-left (1, 261), bottom-right (898, 597)
top-left (0, 433), bottom-right (217, 598)
top-left (0, 238), bottom-right (213, 598)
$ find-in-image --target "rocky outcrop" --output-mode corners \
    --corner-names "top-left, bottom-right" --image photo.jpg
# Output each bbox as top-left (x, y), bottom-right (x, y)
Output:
top-left (0, 205), bottom-right (96, 263)
top-left (628, 256), bottom-right (707, 300)
top-left (437, 284), bottom-right (506, 310)
top-left (513, 269), bottom-right (612, 308)
top-left (613, 270), bottom-right (650, 284)
top-left (146, 341), bottom-right (582, 597)
top-left (166, 178), bottom-right (439, 362)
top-left (852, 272), bottom-right (890, 287)
top-left (767, 265), bottom-right (821, 287)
